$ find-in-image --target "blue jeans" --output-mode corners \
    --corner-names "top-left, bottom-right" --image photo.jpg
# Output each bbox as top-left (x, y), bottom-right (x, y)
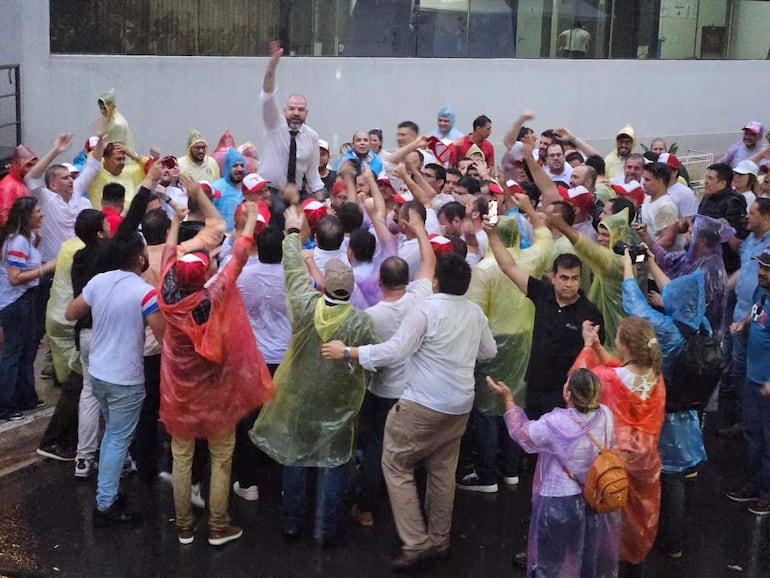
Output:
top-left (742, 380), bottom-right (770, 495)
top-left (282, 463), bottom-right (348, 540)
top-left (474, 411), bottom-right (520, 482)
top-left (91, 376), bottom-right (145, 509)
top-left (0, 292), bottom-right (38, 417)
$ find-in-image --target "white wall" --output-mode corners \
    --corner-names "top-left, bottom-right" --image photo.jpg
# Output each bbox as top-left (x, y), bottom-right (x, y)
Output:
top-left (5, 0), bottom-right (769, 164)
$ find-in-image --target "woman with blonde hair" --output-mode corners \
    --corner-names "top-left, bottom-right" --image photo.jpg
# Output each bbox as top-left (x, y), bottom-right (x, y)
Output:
top-left (572, 316), bottom-right (665, 577)
top-left (488, 369), bottom-right (620, 577)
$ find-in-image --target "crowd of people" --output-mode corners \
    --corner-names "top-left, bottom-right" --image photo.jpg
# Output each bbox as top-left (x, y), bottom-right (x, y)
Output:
top-left (1, 40), bottom-right (770, 576)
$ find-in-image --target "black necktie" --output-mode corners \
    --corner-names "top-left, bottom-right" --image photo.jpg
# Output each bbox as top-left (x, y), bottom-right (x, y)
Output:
top-left (287, 129), bottom-right (298, 184)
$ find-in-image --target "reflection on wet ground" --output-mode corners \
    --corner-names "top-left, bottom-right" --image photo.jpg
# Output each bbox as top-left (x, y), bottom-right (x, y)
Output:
top-left (0, 414), bottom-right (768, 577)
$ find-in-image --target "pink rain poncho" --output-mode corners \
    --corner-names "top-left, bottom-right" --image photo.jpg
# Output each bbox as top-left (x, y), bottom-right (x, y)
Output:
top-left (504, 403), bottom-right (620, 577)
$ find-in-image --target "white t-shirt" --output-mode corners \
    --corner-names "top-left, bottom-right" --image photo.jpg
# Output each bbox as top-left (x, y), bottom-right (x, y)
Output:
top-left (83, 270), bottom-right (158, 385)
top-left (545, 164), bottom-right (573, 184)
top-left (667, 181), bottom-right (699, 218)
top-left (365, 279), bottom-right (432, 399)
top-left (641, 194), bottom-right (679, 244)
top-left (25, 155), bottom-right (98, 261)
top-left (0, 234), bottom-right (41, 309)
top-left (237, 256), bottom-right (290, 365)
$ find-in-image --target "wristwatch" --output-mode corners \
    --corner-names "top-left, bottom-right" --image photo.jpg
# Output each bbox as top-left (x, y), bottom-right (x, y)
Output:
top-left (343, 347), bottom-right (351, 361)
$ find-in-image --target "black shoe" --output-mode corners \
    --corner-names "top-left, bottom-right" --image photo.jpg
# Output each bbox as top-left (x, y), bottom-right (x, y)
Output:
top-left (281, 526), bottom-right (301, 543)
top-left (2, 411), bottom-right (24, 421)
top-left (37, 444), bottom-right (76, 462)
top-left (22, 399), bottom-right (46, 410)
top-left (726, 485), bottom-right (759, 502)
top-left (93, 498), bottom-right (141, 527)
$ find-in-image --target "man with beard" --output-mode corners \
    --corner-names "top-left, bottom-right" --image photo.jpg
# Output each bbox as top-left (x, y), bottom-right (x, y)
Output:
top-left (178, 130), bottom-right (220, 182)
top-left (258, 40), bottom-right (324, 199)
top-left (719, 122), bottom-right (767, 169)
top-left (212, 148), bottom-right (247, 232)
top-left (605, 125), bottom-right (636, 180)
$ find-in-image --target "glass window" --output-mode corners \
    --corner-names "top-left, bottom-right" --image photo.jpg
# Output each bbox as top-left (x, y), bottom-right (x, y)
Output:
top-left (49, 0), bottom-right (770, 60)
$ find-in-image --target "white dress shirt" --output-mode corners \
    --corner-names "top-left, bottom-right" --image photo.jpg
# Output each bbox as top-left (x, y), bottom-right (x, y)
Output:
top-left (259, 86), bottom-right (324, 193)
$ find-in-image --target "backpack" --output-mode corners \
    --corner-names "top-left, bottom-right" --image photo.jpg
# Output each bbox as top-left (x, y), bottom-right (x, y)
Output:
top-left (666, 321), bottom-right (725, 412)
top-left (561, 428), bottom-right (629, 514)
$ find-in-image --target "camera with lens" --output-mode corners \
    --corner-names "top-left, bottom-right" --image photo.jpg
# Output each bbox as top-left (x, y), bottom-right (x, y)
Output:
top-left (613, 241), bottom-right (647, 264)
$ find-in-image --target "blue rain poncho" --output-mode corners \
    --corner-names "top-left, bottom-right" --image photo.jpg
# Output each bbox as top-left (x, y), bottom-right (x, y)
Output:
top-left (623, 269), bottom-right (709, 472)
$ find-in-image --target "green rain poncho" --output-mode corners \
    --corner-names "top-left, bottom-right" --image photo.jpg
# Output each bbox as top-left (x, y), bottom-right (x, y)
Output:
top-left (468, 217), bottom-right (553, 412)
top-left (249, 233), bottom-right (378, 468)
top-left (573, 209), bottom-right (633, 352)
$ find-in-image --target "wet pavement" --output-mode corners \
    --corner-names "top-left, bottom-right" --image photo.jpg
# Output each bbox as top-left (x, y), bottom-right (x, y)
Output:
top-left (0, 413), bottom-right (768, 577)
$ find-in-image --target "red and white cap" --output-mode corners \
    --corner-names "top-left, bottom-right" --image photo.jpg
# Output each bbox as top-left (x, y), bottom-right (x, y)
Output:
top-left (743, 121), bottom-right (764, 136)
top-left (242, 173), bottom-right (270, 195)
top-left (657, 152), bottom-right (681, 170)
top-left (508, 142), bottom-right (525, 162)
top-left (85, 136), bottom-right (100, 152)
top-left (302, 198), bottom-right (328, 232)
top-left (331, 180), bottom-right (348, 197)
top-left (428, 233), bottom-right (455, 257)
top-left (176, 251), bottom-right (210, 290)
top-left (61, 162), bottom-right (79, 175)
top-left (505, 179), bottom-right (524, 195)
top-left (611, 180), bottom-right (645, 206)
top-left (376, 171), bottom-right (394, 189)
top-left (234, 200), bottom-right (271, 233)
top-left (319, 139), bottom-right (330, 152)
top-left (392, 193), bottom-right (407, 205)
top-left (199, 181), bottom-right (222, 198)
top-left (558, 185), bottom-right (593, 213)
top-left (488, 181), bottom-right (504, 195)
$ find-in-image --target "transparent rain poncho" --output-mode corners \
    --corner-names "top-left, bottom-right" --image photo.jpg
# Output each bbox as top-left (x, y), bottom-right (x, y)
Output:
top-left (648, 214), bottom-right (730, 335)
top-left (97, 89), bottom-right (136, 154)
top-left (250, 233), bottom-right (378, 467)
top-left (623, 269), bottom-right (709, 473)
top-left (468, 216), bottom-right (553, 412)
top-left (573, 209), bottom-right (633, 353)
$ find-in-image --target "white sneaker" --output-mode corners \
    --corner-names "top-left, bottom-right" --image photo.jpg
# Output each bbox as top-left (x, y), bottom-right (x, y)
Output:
top-left (191, 483), bottom-right (206, 509)
top-left (157, 471), bottom-right (173, 484)
top-left (233, 481), bottom-right (259, 502)
top-left (74, 457), bottom-right (97, 478)
top-left (502, 475), bottom-right (520, 487)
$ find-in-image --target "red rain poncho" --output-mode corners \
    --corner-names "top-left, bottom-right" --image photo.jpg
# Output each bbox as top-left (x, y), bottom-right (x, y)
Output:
top-left (0, 145), bottom-right (37, 226)
top-left (571, 347), bottom-right (665, 564)
top-left (158, 236), bottom-right (274, 440)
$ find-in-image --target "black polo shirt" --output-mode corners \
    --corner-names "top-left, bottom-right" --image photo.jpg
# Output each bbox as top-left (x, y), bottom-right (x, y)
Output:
top-left (525, 276), bottom-right (604, 392)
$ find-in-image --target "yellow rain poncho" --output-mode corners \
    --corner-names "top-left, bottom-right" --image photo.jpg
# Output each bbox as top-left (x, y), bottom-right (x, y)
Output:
top-left (468, 217), bottom-right (553, 411)
top-left (573, 209), bottom-right (633, 352)
top-left (45, 237), bottom-right (84, 382)
top-left (250, 233), bottom-right (378, 467)
top-left (178, 129), bottom-right (221, 182)
top-left (98, 89), bottom-right (136, 155)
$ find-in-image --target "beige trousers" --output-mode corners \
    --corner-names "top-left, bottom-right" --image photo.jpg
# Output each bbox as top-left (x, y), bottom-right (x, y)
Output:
top-left (172, 428), bottom-right (236, 531)
top-left (382, 399), bottom-right (469, 554)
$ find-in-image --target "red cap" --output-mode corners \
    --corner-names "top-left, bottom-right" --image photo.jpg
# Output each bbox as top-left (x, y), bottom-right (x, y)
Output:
top-left (331, 180), bottom-right (348, 197)
top-left (302, 198), bottom-right (328, 232)
top-left (234, 201), bottom-right (271, 233)
top-left (199, 181), bottom-right (222, 199)
top-left (611, 180), bottom-right (645, 206)
top-left (428, 233), bottom-right (455, 257)
top-left (176, 251), bottom-right (210, 290)
top-left (241, 173), bottom-right (270, 195)
top-left (558, 185), bottom-right (593, 214)
top-left (392, 193), bottom-right (406, 205)
top-left (657, 152), bottom-right (681, 170)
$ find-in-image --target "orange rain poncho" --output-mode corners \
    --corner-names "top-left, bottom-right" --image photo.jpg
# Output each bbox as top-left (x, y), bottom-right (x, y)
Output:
top-left (571, 347), bottom-right (665, 564)
top-left (0, 145), bottom-right (37, 226)
top-left (158, 236), bottom-right (274, 440)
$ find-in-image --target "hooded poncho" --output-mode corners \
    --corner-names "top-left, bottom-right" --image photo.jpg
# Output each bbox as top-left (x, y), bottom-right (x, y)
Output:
top-left (98, 89), bottom-right (136, 155)
top-left (158, 236), bottom-right (275, 440)
top-left (468, 216), bottom-right (553, 411)
top-left (250, 233), bottom-right (378, 467)
top-left (0, 145), bottom-right (37, 226)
